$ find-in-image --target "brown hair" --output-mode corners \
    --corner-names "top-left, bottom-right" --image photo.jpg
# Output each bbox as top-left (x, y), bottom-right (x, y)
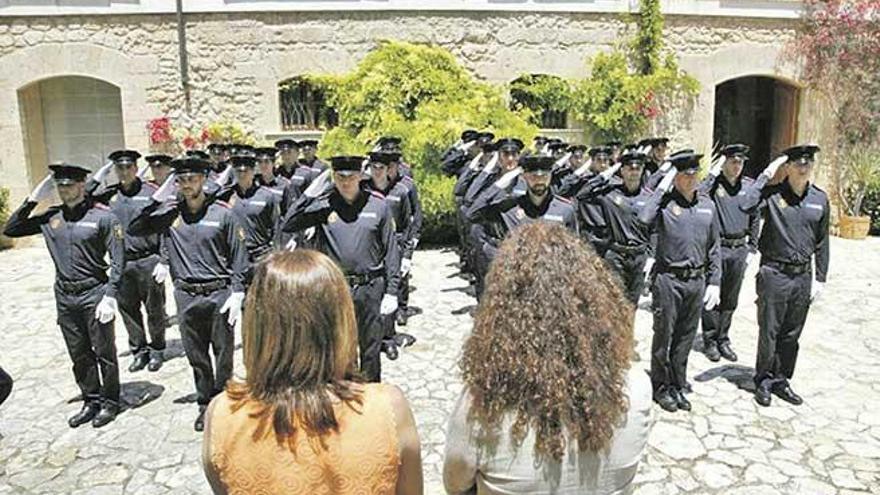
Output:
top-left (460, 223), bottom-right (634, 461)
top-left (226, 250), bottom-right (363, 446)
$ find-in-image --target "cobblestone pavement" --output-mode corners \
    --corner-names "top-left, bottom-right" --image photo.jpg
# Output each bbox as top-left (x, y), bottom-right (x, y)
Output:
top-left (0, 237), bottom-right (878, 494)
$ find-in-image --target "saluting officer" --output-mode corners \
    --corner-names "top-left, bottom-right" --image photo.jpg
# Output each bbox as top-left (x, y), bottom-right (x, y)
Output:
top-left (575, 150), bottom-right (653, 304)
top-left (558, 145), bottom-right (614, 256)
top-left (741, 144), bottom-right (829, 407)
top-left (467, 154), bottom-right (579, 267)
top-left (441, 129), bottom-right (481, 178)
top-left (298, 139), bottom-right (329, 171)
top-left (129, 156), bottom-right (248, 431)
top-left (698, 144), bottom-right (761, 363)
top-left (453, 134), bottom-right (496, 278)
top-left (254, 146), bottom-right (290, 198)
top-left (281, 156), bottom-right (401, 382)
top-left (638, 151), bottom-right (722, 413)
top-left (274, 139), bottom-right (302, 180)
top-left (90, 150), bottom-right (168, 373)
top-left (4, 164), bottom-right (124, 428)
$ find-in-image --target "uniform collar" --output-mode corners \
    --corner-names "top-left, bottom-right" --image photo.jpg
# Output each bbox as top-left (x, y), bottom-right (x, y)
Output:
top-left (119, 178), bottom-right (143, 197)
top-left (61, 198), bottom-right (91, 221)
top-left (670, 188), bottom-right (699, 207)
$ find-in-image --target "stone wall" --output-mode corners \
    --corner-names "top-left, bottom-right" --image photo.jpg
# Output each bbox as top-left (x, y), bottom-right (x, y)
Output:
top-left (0, 10), bottom-right (812, 201)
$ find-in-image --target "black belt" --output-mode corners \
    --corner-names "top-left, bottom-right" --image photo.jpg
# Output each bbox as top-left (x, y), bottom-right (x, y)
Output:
top-left (125, 251), bottom-right (158, 262)
top-left (175, 279), bottom-right (229, 295)
top-left (610, 243), bottom-right (647, 255)
top-left (248, 245), bottom-right (273, 263)
top-left (344, 271), bottom-right (383, 287)
top-left (658, 265), bottom-right (706, 280)
top-left (56, 277), bottom-right (105, 294)
top-left (763, 259), bottom-right (811, 276)
top-left (721, 233), bottom-right (748, 248)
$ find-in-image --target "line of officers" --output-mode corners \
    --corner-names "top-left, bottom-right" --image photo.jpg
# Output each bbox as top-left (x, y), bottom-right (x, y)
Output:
top-left (440, 131), bottom-right (830, 413)
top-left (3, 137), bottom-right (424, 431)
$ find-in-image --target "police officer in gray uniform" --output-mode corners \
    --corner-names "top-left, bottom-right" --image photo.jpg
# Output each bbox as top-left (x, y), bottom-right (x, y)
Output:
top-left (467, 154), bottom-right (579, 265)
top-left (4, 163), bottom-right (124, 428)
top-left (90, 150), bottom-right (168, 373)
top-left (558, 145), bottom-right (614, 256)
top-left (638, 151), bottom-right (722, 413)
top-left (255, 146), bottom-right (290, 198)
top-left (441, 129), bottom-right (481, 178)
top-left (281, 156), bottom-right (401, 382)
top-left (740, 144), bottom-right (829, 407)
top-left (129, 156), bottom-right (248, 431)
top-left (298, 139), bottom-right (329, 171)
top-left (452, 133), bottom-right (495, 277)
top-left (698, 144), bottom-right (761, 363)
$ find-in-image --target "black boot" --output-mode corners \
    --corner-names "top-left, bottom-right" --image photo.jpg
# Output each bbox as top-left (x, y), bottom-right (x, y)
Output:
top-left (772, 382), bottom-right (803, 405)
top-left (380, 339), bottom-right (400, 361)
top-left (704, 342), bottom-right (721, 362)
top-left (673, 388), bottom-right (692, 411)
top-left (396, 311), bottom-right (409, 326)
top-left (194, 405), bottom-right (207, 432)
top-left (129, 352), bottom-right (150, 373)
top-left (718, 342), bottom-right (738, 362)
top-left (392, 333), bottom-right (416, 348)
top-left (68, 402), bottom-right (100, 428)
top-left (754, 381), bottom-right (772, 407)
top-left (653, 387), bottom-right (678, 412)
top-left (147, 350), bottom-right (164, 372)
top-left (92, 402), bottom-right (119, 428)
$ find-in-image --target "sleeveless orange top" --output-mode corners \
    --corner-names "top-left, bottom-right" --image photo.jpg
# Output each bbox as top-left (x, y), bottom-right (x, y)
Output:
top-left (207, 383), bottom-right (400, 494)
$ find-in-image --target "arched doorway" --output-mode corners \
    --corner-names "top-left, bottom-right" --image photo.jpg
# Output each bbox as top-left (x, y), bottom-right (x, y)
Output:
top-left (713, 76), bottom-right (800, 176)
top-left (18, 75), bottom-right (124, 181)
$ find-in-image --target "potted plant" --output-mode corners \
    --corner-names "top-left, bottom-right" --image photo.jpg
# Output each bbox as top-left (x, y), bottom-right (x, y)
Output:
top-left (837, 144), bottom-right (880, 239)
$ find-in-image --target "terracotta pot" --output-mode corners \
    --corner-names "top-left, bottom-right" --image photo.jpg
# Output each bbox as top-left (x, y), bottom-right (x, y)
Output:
top-left (839, 215), bottom-right (871, 240)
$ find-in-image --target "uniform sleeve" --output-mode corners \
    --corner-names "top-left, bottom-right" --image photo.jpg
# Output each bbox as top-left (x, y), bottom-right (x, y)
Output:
top-left (400, 192), bottom-right (416, 260)
top-left (128, 200), bottom-right (179, 236)
top-left (453, 168), bottom-right (477, 198)
top-left (224, 211), bottom-right (249, 293)
top-left (644, 169), bottom-right (666, 192)
top-left (555, 173), bottom-right (587, 199)
top-left (443, 390), bottom-right (479, 495)
top-left (280, 179), bottom-right (303, 214)
top-left (574, 175), bottom-right (612, 201)
top-left (102, 214), bottom-right (126, 298)
top-left (747, 211), bottom-right (760, 253)
top-left (466, 185), bottom-right (516, 224)
top-left (814, 195), bottom-right (831, 283)
top-left (740, 174), bottom-right (771, 213)
top-left (706, 205), bottom-right (722, 286)
top-left (637, 187), bottom-right (666, 227)
top-left (268, 191), bottom-right (283, 249)
top-left (697, 175), bottom-right (715, 195)
top-left (381, 204), bottom-right (402, 296)
top-left (408, 184), bottom-right (424, 242)
top-left (3, 200), bottom-right (54, 238)
top-left (280, 192), bottom-right (331, 234)
top-left (86, 179), bottom-right (117, 204)
top-left (566, 204), bottom-right (580, 236)
top-left (441, 148), bottom-right (467, 177)
top-left (463, 171), bottom-right (494, 206)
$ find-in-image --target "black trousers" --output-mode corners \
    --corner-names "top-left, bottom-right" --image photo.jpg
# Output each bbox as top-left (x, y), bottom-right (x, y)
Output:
top-left (471, 224), bottom-right (495, 301)
top-left (0, 366), bottom-right (12, 407)
top-left (651, 272), bottom-right (705, 391)
top-left (174, 286), bottom-right (234, 405)
top-left (351, 277), bottom-right (386, 382)
top-left (118, 255), bottom-right (167, 356)
top-left (701, 245), bottom-right (749, 346)
top-left (754, 264), bottom-right (812, 388)
top-left (55, 283), bottom-right (120, 405)
top-left (604, 249), bottom-right (649, 305)
top-left (398, 271), bottom-right (411, 311)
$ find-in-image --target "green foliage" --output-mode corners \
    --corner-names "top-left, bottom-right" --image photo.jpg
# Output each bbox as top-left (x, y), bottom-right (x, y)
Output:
top-left (0, 187), bottom-right (10, 250)
top-left (631, 0), bottom-right (664, 75)
top-left (305, 40), bottom-right (537, 243)
top-left (509, 74), bottom-right (575, 127)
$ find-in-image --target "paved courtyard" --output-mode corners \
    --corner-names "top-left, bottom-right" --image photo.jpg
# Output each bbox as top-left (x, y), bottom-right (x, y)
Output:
top-left (0, 237), bottom-right (878, 494)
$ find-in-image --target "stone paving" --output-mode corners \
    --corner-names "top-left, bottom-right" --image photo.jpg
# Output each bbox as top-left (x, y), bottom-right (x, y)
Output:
top-left (0, 237), bottom-right (878, 494)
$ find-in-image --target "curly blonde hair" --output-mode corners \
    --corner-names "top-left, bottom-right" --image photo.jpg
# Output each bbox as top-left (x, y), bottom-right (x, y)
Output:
top-left (460, 222), bottom-right (634, 461)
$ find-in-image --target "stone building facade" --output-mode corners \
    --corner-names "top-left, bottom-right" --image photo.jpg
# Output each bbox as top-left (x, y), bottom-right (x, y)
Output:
top-left (0, 0), bottom-right (827, 203)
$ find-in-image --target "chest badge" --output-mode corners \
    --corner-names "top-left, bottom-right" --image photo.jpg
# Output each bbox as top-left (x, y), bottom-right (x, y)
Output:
top-left (716, 188), bottom-right (726, 198)
top-left (672, 204), bottom-right (682, 216)
top-left (515, 208), bottom-right (526, 220)
top-left (613, 195), bottom-right (623, 206)
top-left (113, 225), bottom-right (124, 240)
top-left (50, 218), bottom-right (62, 230)
top-left (327, 211), bottom-right (339, 224)
top-left (778, 197), bottom-right (788, 209)
top-left (237, 227), bottom-right (246, 241)
top-left (172, 216), bottom-right (182, 229)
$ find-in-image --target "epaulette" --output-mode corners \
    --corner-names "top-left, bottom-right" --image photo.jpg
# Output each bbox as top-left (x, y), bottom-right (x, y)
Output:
top-left (93, 202), bottom-right (110, 210)
top-left (553, 195), bottom-right (573, 204)
top-left (368, 190), bottom-right (385, 200)
top-left (810, 183), bottom-right (827, 195)
top-left (215, 200), bottom-right (231, 208)
top-left (143, 181), bottom-right (159, 191)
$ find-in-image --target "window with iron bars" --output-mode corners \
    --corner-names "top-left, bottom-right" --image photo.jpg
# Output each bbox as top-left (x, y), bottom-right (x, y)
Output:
top-left (509, 74), bottom-right (570, 129)
top-left (279, 77), bottom-right (338, 131)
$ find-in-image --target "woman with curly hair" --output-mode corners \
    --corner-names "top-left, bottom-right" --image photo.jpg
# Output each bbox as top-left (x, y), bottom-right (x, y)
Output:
top-left (202, 250), bottom-right (423, 495)
top-left (443, 222), bottom-right (652, 494)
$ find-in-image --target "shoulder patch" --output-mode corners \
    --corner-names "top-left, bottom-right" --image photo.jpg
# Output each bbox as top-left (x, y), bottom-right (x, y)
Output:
top-left (93, 202), bottom-right (110, 210)
top-left (215, 200), bottom-right (231, 209)
top-left (368, 190), bottom-right (385, 200)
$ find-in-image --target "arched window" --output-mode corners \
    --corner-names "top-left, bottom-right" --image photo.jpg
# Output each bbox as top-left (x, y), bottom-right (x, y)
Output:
top-left (278, 76), bottom-right (338, 131)
top-left (509, 74), bottom-right (571, 129)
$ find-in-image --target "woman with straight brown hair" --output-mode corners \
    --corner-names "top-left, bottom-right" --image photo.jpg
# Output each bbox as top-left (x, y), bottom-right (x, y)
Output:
top-left (202, 249), bottom-right (423, 495)
top-left (444, 222), bottom-right (653, 495)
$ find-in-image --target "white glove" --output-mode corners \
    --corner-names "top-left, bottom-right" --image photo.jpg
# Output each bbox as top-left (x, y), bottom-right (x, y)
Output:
top-left (136, 164), bottom-right (150, 179)
top-left (703, 285), bottom-right (721, 310)
top-left (540, 144), bottom-right (551, 155)
top-left (763, 154), bottom-right (789, 179)
top-left (745, 252), bottom-right (757, 268)
top-left (483, 152), bottom-right (500, 174)
top-left (658, 160), bottom-right (673, 173)
top-left (600, 163), bottom-right (622, 181)
top-left (304, 169), bottom-right (332, 198)
top-left (411, 238), bottom-right (419, 250)
top-left (811, 281), bottom-right (825, 302)
top-left (152, 262), bottom-right (169, 283)
top-left (459, 140), bottom-right (476, 152)
top-left (215, 165), bottom-right (233, 187)
top-left (92, 160), bottom-right (114, 184)
top-left (28, 174), bottom-right (55, 202)
top-left (708, 155), bottom-right (725, 177)
top-left (554, 152), bottom-right (573, 168)
top-left (494, 167), bottom-right (522, 189)
top-left (380, 294), bottom-right (399, 316)
top-left (285, 237), bottom-right (298, 251)
top-left (641, 144), bottom-right (654, 155)
top-left (220, 291), bottom-right (245, 326)
top-left (466, 152), bottom-right (484, 171)
top-left (152, 173), bottom-right (177, 202)
top-left (658, 169), bottom-right (677, 192)
top-left (94, 296), bottom-right (117, 324)
top-left (400, 258), bottom-right (412, 277)
top-left (304, 227), bottom-right (316, 241)
top-left (643, 257), bottom-right (655, 275)
top-left (574, 158), bottom-right (593, 177)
